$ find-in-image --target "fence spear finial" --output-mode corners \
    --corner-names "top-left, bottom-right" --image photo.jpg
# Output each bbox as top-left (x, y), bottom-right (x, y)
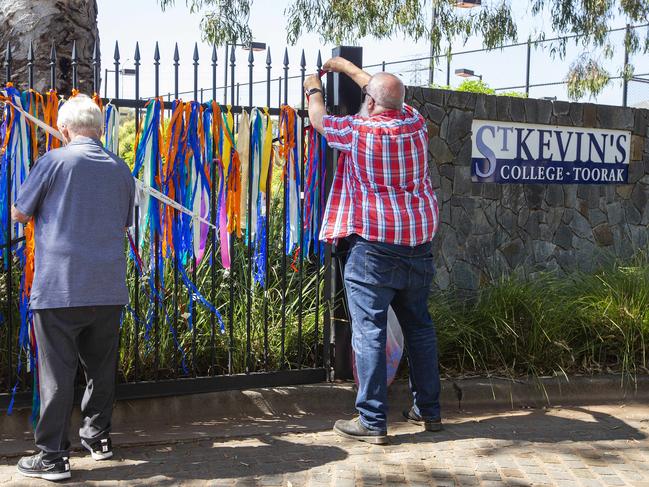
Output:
top-left (174, 43), bottom-right (180, 63)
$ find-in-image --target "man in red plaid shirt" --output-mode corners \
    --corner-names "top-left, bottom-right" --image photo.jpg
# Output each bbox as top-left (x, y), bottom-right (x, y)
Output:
top-left (305, 57), bottom-right (442, 444)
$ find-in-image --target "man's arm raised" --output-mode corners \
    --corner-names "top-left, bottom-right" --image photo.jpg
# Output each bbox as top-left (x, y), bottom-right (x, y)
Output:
top-left (323, 57), bottom-right (371, 88)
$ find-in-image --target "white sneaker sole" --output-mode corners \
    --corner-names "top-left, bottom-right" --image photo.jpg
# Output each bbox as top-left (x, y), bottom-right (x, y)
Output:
top-left (81, 439), bottom-right (114, 460)
top-left (17, 469), bottom-right (71, 481)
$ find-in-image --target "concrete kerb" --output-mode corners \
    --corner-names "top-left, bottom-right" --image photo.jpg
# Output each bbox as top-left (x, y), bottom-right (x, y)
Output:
top-left (1, 374), bottom-right (648, 458)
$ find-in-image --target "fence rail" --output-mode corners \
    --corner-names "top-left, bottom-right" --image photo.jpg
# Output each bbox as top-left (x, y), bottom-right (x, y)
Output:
top-left (0, 39), bottom-right (337, 410)
top-left (363, 23), bottom-right (649, 105)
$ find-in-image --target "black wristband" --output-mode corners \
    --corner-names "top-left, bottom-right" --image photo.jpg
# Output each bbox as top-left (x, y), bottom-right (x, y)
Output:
top-left (305, 88), bottom-right (323, 97)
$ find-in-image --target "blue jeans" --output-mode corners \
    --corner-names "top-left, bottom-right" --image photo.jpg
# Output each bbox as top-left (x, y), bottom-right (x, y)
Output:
top-left (343, 235), bottom-right (441, 431)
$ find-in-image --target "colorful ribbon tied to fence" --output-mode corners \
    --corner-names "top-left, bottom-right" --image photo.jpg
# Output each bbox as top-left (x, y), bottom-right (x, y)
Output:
top-left (1, 81), bottom-right (329, 415)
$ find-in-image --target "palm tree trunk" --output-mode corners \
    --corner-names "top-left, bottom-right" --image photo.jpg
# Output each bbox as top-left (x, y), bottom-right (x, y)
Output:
top-left (0, 0), bottom-right (99, 96)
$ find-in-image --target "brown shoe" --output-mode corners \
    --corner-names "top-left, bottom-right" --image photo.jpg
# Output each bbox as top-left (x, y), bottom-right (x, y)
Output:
top-left (402, 407), bottom-right (443, 432)
top-left (333, 417), bottom-right (388, 445)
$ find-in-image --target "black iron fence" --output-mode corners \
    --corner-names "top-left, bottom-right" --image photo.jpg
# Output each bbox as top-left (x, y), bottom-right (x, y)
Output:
top-left (0, 39), bottom-right (349, 410)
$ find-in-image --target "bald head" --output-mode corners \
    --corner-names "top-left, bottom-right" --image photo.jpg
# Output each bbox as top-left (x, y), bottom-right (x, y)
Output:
top-left (367, 72), bottom-right (405, 111)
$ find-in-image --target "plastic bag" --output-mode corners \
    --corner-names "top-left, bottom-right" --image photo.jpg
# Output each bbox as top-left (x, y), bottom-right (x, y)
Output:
top-left (352, 305), bottom-right (404, 386)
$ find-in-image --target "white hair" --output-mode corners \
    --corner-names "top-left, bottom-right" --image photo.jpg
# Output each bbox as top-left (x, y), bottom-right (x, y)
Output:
top-left (368, 72), bottom-right (405, 110)
top-left (57, 94), bottom-right (103, 137)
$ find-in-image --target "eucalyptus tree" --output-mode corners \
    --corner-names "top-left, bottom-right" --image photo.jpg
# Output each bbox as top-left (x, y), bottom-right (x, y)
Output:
top-left (159, 0), bottom-right (649, 99)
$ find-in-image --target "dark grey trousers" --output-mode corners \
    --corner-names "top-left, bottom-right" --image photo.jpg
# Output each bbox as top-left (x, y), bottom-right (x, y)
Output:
top-left (33, 305), bottom-right (122, 461)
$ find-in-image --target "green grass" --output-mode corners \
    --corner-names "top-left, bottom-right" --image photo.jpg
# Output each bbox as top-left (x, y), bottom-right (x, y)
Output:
top-left (433, 252), bottom-right (649, 379)
top-left (116, 191), bottom-right (325, 381)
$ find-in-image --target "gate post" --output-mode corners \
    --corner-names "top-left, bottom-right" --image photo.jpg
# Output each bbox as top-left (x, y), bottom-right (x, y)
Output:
top-left (323, 46), bottom-right (363, 381)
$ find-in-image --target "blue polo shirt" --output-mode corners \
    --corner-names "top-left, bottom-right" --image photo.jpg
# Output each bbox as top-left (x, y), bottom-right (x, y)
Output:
top-left (14, 136), bottom-right (135, 309)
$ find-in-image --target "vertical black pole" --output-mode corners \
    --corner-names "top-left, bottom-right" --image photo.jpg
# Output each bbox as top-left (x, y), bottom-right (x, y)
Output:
top-left (314, 50), bottom-right (323, 367)
top-left (27, 41), bottom-right (34, 89)
top-left (153, 42), bottom-right (160, 96)
top-left (209, 151), bottom-right (217, 375)
top-left (297, 49), bottom-right (306, 369)
top-left (4, 42), bottom-right (12, 393)
top-left (110, 41), bottom-right (122, 382)
top-left (192, 42), bottom-right (199, 376)
top-left (132, 42), bottom-right (141, 382)
top-left (114, 42), bottom-right (120, 99)
top-left (153, 41), bottom-right (160, 379)
top-left (323, 62), bottom-right (333, 379)
top-left (50, 43), bottom-right (57, 91)
top-left (525, 39), bottom-right (531, 96)
top-left (172, 42), bottom-right (180, 377)
top-left (328, 46), bottom-right (363, 381)
top-left (281, 48), bottom-right (289, 367)
top-left (266, 49), bottom-right (272, 107)
top-left (210, 45), bottom-right (217, 374)
top-left (174, 44), bottom-right (180, 98)
top-left (230, 45), bottom-right (236, 104)
top-left (223, 42), bottom-right (229, 105)
top-left (71, 40), bottom-right (78, 92)
top-left (211, 45), bottom-right (218, 102)
top-left (283, 49), bottom-right (289, 104)
top-left (193, 44), bottom-right (199, 101)
top-left (263, 48), bottom-right (272, 369)
top-left (245, 48), bottom-right (254, 373)
top-left (382, 61), bottom-right (386, 73)
top-left (228, 43), bottom-right (236, 375)
top-left (278, 76), bottom-right (282, 108)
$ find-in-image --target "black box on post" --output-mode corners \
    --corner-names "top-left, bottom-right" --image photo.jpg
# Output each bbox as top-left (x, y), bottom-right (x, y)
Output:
top-left (327, 46), bottom-right (363, 116)
top-left (324, 45), bottom-right (363, 381)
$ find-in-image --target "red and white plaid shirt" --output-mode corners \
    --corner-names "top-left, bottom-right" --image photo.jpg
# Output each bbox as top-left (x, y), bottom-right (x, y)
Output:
top-left (319, 104), bottom-right (439, 246)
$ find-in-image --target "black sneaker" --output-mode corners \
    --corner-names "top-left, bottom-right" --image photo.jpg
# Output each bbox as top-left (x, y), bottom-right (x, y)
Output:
top-left (17, 452), bottom-right (71, 481)
top-left (333, 417), bottom-right (388, 445)
top-left (403, 406), bottom-right (443, 431)
top-left (81, 436), bottom-right (113, 460)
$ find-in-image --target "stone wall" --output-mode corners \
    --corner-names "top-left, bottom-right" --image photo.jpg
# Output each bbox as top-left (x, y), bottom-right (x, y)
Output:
top-left (405, 87), bottom-right (649, 290)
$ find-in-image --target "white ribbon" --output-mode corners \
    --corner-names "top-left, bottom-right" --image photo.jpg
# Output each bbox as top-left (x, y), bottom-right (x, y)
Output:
top-left (2, 99), bottom-right (216, 230)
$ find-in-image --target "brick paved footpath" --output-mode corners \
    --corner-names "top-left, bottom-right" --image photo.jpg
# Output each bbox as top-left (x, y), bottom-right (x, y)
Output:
top-left (1, 403), bottom-right (649, 486)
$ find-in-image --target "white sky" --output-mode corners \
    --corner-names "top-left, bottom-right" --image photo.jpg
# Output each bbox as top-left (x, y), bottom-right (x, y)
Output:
top-left (96, 0), bottom-right (649, 107)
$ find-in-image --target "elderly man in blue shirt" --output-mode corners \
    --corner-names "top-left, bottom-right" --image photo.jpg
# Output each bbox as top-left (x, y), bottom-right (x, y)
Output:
top-left (12, 94), bottom-right (134, 481)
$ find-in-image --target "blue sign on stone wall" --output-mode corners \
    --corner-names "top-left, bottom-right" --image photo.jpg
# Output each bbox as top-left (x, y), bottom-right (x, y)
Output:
top-left (471, 120), bottom-right (631, 185)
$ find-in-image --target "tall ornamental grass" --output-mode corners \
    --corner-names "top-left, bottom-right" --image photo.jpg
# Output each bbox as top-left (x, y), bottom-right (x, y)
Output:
top-left (432, 252), bottom-right (649, 379)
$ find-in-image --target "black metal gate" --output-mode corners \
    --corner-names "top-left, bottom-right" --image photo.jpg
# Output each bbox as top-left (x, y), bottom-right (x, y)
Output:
top-left (0, 40), bottom-right (363, 410)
